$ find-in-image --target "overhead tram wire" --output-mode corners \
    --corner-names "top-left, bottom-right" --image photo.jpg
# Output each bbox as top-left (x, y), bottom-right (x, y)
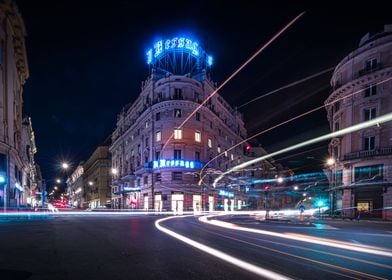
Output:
top-left (159, 12), bottom-right (306, 155)
top-left (198, 75), bottom-right (392, 186)
top-left (238, 66), bottom-right (335, 109)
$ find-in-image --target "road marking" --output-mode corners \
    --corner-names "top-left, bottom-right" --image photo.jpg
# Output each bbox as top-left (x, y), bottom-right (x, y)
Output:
top-left (199, 215), bottom-right (392, 257)
top-left (155, 216), bottom-right (293, 280)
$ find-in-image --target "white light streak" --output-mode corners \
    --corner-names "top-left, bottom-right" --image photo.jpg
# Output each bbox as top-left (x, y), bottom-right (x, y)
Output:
top-left (213, 113), bottom-right (392, 188)
top-left (155, 216), bottom-right (293, 280)
top-left (199, 215), bottom-right (392, 257)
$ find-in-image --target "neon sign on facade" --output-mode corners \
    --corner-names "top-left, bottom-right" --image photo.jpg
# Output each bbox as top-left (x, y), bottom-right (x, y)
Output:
top-left (152, 159), bottom-right (203, 169)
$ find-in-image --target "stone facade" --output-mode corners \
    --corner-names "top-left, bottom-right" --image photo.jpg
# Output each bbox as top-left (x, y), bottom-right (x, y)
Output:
top-left (83, 146), bottom-right (111, 209)
top-left (325, 25), bottom-right (392, 219)
top-left (0, 0), bottom-right (38, 209)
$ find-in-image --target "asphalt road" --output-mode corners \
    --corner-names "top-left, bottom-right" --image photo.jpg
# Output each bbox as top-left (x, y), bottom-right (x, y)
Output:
top-left (0, 214), bottom-right (391, 280)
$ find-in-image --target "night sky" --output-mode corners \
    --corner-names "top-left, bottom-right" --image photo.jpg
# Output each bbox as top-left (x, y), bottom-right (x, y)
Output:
top-left (15, 0), bottom-right (391, 184)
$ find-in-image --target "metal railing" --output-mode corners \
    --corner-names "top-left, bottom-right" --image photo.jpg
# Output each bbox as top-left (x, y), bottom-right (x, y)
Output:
top-left (343, 147), bottom-right (392, 160)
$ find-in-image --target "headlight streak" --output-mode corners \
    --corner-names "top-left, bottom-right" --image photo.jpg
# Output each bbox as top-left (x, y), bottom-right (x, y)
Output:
top-left (197, 225), bottom-right (388, 280)
top-left (199, 75), bottom-right (392, 187)
top-left (213, 113), bottom-right (392, 188)
top-left (155, 215), bottom-right (293, 280)
top-left (199, 215), bottom-right (392, 258)
top-left (200, 225), bottom-right (392, 270)
top-left (160, 12), bottom-right (305, 156)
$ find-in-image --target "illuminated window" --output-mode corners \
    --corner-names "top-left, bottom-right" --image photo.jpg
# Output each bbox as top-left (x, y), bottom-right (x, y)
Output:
top-left (174, 129), bottom-right (182, 139)
top-left (224, 150), bottom-right (228, 157)
top-left (231, 154), bottom-right (234, 161)
top-left (145, 121), bottom-right (149, 128)
top-left (195, 131), bottom-right (201, 142)
top-left (208, 138), bottom-right (212, 148)
top-left (156, 131), bottom-right (161, 142)
top-left (217, 145), bottom-right (221, 153)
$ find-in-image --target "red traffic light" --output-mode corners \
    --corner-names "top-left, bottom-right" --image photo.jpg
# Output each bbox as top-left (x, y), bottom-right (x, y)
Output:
top-left (245, 145), bottom-right (251, 151)
top-left (264, 186), bottom-right (270, 190)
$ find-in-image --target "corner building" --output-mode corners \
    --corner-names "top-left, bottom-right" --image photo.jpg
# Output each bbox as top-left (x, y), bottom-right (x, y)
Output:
top-left (325, 25), bottom-right (392, 220)
top-left (110, 36), bottom-right (249, 211)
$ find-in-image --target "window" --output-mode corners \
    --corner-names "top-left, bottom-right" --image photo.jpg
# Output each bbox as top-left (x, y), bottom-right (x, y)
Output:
top-left (195, 151), bottom-right (200, 161)
top-left (156, 131), bottom-right (161, 142)
top-left (354, 164), bottom-right (383, 182)
top-left (224, 150), bottom-right (228, 157)
top-left (155, 151), bottom-right (160, 160)
top-left (196, 112), bottom-right (200, 121)
top-left (145, 121), bottom-right (149, 128)
top-left (174, 149), bottom-right (181, 160)
top-left (174, 129), bottom-right (182, 139)
top-left (195, 131), bottom-right (201, 142)
top-left (194, 92), bottom-right (200, 102)
top-left (231, 154), bottom-right (234, 161)
top-left (335, 170), bottom-right (343, 186)
top-left (155, 173), bottom-right (161, 182)
top-left (365, 58), bottom-right (377, 71)
top-left (156, 112), bottom-right (160, 121)
top-left (364, 84), bottom-right (377, 97)
top-left (174, 109), bottom-right (182, 118)
top-left (144, 176), bottom-right (148, 184)
top-left (145, 137), bottom-right (149, 147)
top-left (131, 149), bottom-right (134, 156)
top-left (334, 122), bottom-right (339, 131)
top-left (333, 101), bottom-right (340, 114)
top-left (208, 138), bottom-right (212, 148)
top-left (174, 88), bottom-right (183, 99)
top-left (364, 136), bottom-right (375, 150)
top-left (217, 145), bottom-right (221, 153)
top-left (210, 121), bottom-right (213, 129)
top-left (172, 172), bottom-right (183, 181)
top-left (364, 108), bottom-right (376, 121)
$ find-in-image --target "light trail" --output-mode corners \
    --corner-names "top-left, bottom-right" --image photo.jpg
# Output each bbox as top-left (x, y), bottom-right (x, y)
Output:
top-left (155, 215), bottom-right (293, 280)
top-left (160, 12), bottom-right (305, 154)
top-left (199, 75), bottom-right (392, 187)
top-left (199, 215), bottom-right (392, 258)
top-left (213, 112), bottom-right (392, 188)
top-left (204, 226), bottom-right (392, 280)
top-left (238, 66), bottom-right (334, 109)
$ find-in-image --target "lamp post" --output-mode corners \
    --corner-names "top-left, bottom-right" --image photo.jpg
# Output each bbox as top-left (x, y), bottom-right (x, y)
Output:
top-left (326, 157), bottom-right (335, 216)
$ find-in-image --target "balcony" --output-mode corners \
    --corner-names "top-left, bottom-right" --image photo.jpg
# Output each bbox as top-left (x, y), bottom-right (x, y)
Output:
top-left (343, 147), bottom-right (392, 160)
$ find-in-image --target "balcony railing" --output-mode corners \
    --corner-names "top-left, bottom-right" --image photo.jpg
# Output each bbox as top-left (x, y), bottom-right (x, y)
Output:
top-left (343, 147), bottom-right (392, 161)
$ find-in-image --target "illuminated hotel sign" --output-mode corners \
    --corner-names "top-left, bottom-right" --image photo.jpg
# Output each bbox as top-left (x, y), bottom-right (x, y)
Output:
top-left (146, 37), bottom-right (213, 67)
top-left (151, 159), bottom-right (203, 169)
top-left (219, 190), bottom-right (234, 198)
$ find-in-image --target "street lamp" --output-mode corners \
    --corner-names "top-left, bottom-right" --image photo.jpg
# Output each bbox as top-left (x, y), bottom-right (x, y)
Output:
top-left (293, 185), bottom-right (299, 191)
top-left (88, 181), bottom-right (94, 186)
top-left (56, 179), bottom-right (61, 184)
top-left (326, 157), bottom-right (336, 217)
top-left (61, 162), bottom-right (69, 170)
top-left (54, 186), bottom-right (58, 190)
top-left (111, 168), bottom-right (118, 175)
top-left (277, 177), bottom-right (284, 184)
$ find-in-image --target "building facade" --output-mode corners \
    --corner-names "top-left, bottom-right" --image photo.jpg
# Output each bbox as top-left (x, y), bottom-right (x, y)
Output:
top-left (110, 36), bottom-right (255, 211)
top-left (0, 0), bottom-right (37, 209)
top-left (66, 163), bottom-right (84, 208)
top-left (84, 145), bottom-right (111, 209)
top-left (325, 25), bottom-right (392, 219)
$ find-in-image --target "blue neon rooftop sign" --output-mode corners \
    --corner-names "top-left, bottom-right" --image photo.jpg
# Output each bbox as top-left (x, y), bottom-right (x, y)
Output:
top-left (146, 36), bottom-right (212, 67)
top-left (151, 159), bottom-right (203, 169)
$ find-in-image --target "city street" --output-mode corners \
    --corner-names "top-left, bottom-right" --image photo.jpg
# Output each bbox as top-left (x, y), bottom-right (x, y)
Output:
top-left (1, 213), bottom-right (391, 280)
